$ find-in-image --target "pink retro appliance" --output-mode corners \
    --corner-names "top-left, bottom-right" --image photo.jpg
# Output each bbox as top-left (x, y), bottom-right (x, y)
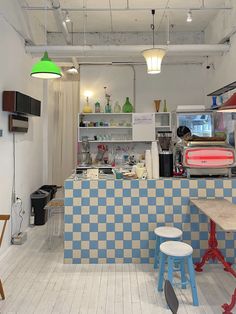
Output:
top-left (182, 139), bottom-right (235, 177)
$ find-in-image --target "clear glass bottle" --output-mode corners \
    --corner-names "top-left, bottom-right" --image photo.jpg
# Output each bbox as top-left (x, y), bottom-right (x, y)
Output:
top-left (122, 97), bottom-right (133, 113)
top-left (114, 101), bottom-right (121, 113)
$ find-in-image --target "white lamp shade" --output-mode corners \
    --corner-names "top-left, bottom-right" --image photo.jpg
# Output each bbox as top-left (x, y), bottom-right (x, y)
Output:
top-left (142, 48), bottom-right (166, 74)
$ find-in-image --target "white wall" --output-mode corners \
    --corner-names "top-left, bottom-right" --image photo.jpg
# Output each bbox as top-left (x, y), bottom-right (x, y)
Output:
top-left (205, 32), bottom-right (236, 98)
top-left (0, 16), bottom-right (44, 255)
top-left (203, 0), bottom-right (236, 100)
top-left (80, 64), bottom-right (206, 113)
top-left (0, 0), bottom-right (45, 44)
top-left (135, 64), bottom-right (205, 112)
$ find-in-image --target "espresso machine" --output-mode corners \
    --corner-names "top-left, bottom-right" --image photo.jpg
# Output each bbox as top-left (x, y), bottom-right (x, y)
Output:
top-left (157, 131), bottom-right (173, 177)
top-left (173, 126), bottom-right (235, 177)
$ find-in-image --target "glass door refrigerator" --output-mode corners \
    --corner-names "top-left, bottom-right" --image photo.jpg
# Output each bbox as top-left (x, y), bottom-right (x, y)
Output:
top-left (176, 111), bottom-right (214, 137)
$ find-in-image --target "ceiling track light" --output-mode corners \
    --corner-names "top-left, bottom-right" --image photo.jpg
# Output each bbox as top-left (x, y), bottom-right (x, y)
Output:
top-left (187, 10), bottom-right (192, 22)
top-left (65, 11), bottom-right (71, 23)
top-left (67, 66), bottom-right (78, 74)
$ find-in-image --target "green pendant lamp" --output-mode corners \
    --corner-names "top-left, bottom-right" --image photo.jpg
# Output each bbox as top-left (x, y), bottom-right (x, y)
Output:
top-left (30, 0), bottom-right (61, 79)
top-left (31, 51), bottom-right (62, 79)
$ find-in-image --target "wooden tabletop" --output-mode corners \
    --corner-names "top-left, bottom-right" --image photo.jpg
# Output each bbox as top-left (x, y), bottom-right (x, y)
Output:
top-left (190, 199), bottom-right (236, 232)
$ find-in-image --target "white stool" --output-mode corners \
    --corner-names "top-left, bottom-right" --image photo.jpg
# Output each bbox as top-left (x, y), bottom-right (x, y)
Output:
top-left (158, 241), bottom-right (199, 306)
top-left (154, 226), bottom-right (183, 269)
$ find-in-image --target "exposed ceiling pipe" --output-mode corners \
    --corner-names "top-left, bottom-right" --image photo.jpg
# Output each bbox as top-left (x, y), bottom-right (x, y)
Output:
top-left (22, 6), bottom-right (233, 12)
top-left (26, 44), bottom-right (230, 57)
top-left (77, 61), bottom-right (203, 65)
top-left (50, 0), bottom-right (72, 44)
top-left (72, 56), bottom-right (79, 68)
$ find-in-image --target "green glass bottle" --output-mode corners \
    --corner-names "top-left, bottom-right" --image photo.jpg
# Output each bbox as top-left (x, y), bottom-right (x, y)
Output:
top-left (122, 97), bottom-right (133, 113)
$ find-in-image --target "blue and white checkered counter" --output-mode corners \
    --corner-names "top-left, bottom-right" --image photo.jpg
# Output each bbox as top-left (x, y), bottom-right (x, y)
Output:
top-left (64, 178), bottom-right (236, 264)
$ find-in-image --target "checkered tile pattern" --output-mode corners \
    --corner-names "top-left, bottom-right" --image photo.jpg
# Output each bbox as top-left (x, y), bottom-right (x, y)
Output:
top-left (64, 178), bottom-right (236, 264)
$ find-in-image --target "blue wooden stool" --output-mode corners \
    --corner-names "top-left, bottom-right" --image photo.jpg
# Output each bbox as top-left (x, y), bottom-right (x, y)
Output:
top-left (154, 226), bottom-right (183, 269)
top-left (158, 241), bottom-right (199, 306)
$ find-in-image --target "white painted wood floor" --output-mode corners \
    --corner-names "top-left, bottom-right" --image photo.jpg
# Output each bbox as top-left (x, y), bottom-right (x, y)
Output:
top-left (0, 224), bottom-right (235, 314)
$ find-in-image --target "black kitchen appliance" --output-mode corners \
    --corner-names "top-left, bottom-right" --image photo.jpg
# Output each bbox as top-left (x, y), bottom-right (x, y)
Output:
top-left (157, 131), bottom-right (173, 177)
top-left (159, 151), bottom-right (173, 177)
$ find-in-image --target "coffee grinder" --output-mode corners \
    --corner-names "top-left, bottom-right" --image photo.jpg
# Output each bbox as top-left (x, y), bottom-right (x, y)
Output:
top-left (157, 131), bottom-right (173, 177)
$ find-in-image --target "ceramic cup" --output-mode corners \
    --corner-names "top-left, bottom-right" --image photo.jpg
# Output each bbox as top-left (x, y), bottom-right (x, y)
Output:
top-left (136, 167), bottom-right (145, 179)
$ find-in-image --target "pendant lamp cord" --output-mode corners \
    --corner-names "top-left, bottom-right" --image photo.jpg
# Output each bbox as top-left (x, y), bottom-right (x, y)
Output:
top-left (83, 0), bottom-right (87, 50)
top-left (166, 13), bottom-right (170, 45)
top-left (151, 9), bottom-right (155, 48)
top-left (71, 22), bottom-right (74, 45)
top-left (156, 0), bottom-right (170, 33)
top-left (44, 0), bottom-right (48, 47)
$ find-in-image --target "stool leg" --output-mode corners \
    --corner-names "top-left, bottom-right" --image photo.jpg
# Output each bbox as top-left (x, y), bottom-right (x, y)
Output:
top-left (187, 255), bottom-right (199, 306)
top-left (167, 257), bottom-right (174, 285)
top-left (158, 252), bottom-right (166, 291)
top-left (173, 237), bottom-right (181, 270)
top-left (0, 279), bottom-right (5, 300)
top-left (180, 259), bottom-right (187, 289)
top-left (154, 236), bottom-right (160, 269)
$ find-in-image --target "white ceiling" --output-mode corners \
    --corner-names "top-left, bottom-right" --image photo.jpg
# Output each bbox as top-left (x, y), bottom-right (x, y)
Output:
top-left (21, 0), bottom-right (232, 64)
top-left (22, 0), bottom-right (230, 34)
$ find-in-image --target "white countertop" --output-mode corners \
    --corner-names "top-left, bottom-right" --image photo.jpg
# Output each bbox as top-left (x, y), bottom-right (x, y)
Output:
top-left (190, 199), bottom-right (236, 232)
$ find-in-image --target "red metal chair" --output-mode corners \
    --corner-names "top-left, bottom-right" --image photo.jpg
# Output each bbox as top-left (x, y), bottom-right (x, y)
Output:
top-left (0, 215), bottom-right (10, 300)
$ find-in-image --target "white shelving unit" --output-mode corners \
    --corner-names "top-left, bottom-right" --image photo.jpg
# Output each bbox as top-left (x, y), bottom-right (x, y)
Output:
top-left (78, 113), bottom-right (133, 142)
top-left (78, 112), bottom-right (172, 143)
top-left (155, 112), bottom-right (171, 130)
top-left (78, 126), bottom-right (132, 129)
top-left (78, 140), bottom-right (139, 143)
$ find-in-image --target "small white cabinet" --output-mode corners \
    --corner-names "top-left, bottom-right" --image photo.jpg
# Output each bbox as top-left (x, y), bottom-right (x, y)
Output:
top-left (155, 112), bottom-right (172, 130)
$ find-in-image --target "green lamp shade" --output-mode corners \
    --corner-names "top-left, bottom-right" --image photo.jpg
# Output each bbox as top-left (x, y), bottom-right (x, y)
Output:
top-left (31, 52), bottom-right (62, 79)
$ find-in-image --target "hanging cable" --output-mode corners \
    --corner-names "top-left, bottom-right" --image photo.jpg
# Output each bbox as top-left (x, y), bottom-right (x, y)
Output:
top-left (156, 0), bottom-right (170, 33)
top-left (18, 198), bottom-right (23, 235)
top-left (109, 0), bottom-right (114, 32)
top-left (83, 0), bottom-right (87, 49)
top-left (151, 10), bottom-right (155, 48)
top-left (44, 0), bottom-right (47, 48)
top-left (71, 21), bottom-right (74, 45)
top-left (10, 133), bottom-right (16, 239)
top-left (166, 13), bottom-right (170, 45)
